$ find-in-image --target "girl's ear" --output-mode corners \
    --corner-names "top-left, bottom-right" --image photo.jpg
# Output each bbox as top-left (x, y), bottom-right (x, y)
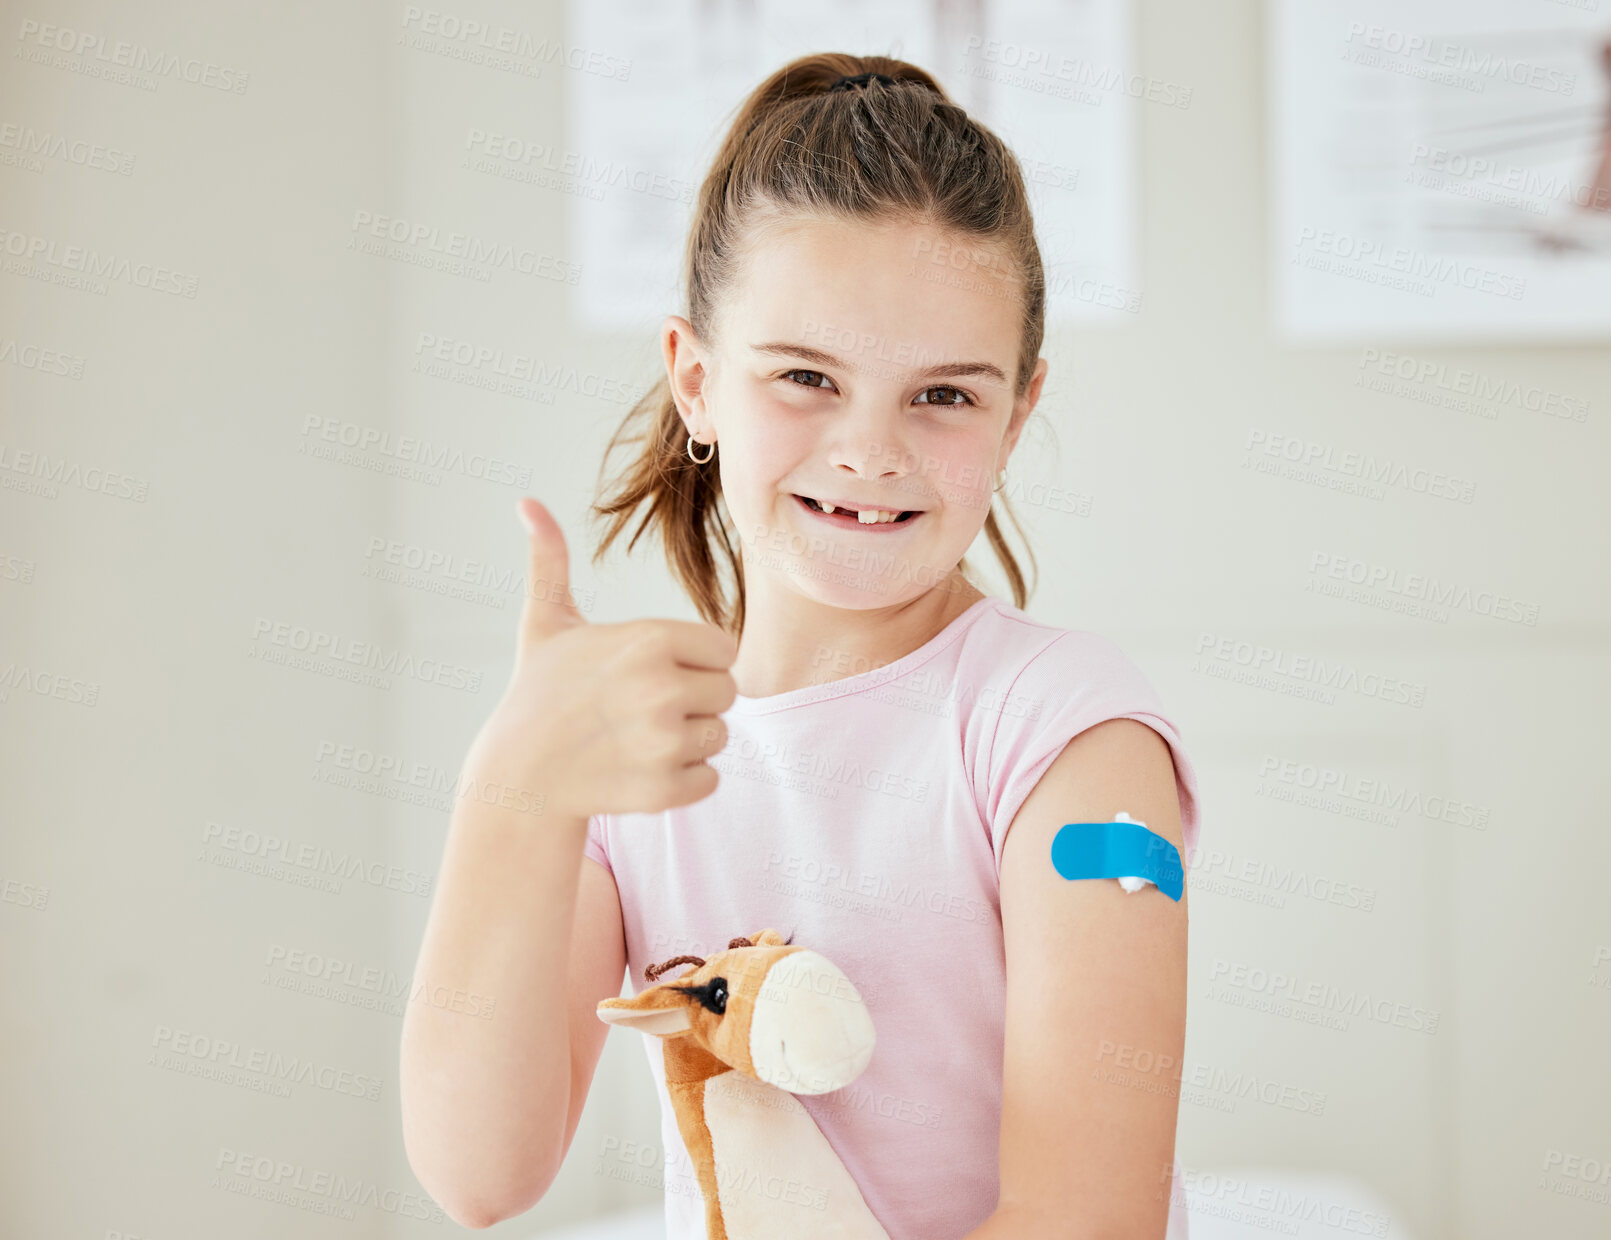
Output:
top-left (661, 313), bottom-right (713, 432)
top-left (1002, 355), bottom-right (1049, 462)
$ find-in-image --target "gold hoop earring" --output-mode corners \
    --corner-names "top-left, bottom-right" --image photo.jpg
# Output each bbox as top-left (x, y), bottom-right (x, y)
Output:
top-left (687, 435), bottom-right (715, 464)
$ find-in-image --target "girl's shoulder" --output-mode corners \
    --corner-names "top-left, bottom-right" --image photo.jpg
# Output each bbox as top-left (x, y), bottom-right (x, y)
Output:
top-left (955, 596), bottom-right (1159, 703)
top-left (959, 596), bottom-right (1201, 860)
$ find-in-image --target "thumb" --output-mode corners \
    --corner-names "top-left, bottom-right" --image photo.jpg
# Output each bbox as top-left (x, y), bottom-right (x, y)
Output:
top-left (516, 497), bottom-right (585, 648)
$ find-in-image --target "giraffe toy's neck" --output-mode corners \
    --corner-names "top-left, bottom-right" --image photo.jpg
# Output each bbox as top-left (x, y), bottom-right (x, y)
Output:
top-left (664, 1033), bottom-right (730, 1087)
top-left (661, 1035), bottom-right (738, 1238)
top-left (659, 1028), bottom-right (890, 1240)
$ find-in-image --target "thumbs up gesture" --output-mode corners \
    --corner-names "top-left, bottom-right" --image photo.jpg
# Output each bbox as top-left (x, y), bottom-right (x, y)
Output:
top-left (465, 498), bottom-right (739, 821)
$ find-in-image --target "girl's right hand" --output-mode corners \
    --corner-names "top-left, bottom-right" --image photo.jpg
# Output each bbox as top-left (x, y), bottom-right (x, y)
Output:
top-left (464, 497), bottom-right (739, 822)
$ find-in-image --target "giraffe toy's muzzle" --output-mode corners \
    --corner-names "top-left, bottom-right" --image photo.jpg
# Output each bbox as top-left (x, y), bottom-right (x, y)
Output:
top-left (747, 949), bottom-right (876, 1095)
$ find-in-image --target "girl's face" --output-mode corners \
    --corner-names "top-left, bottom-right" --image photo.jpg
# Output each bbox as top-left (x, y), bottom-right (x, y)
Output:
top-left (665, 212), bottom-right (1047, 610)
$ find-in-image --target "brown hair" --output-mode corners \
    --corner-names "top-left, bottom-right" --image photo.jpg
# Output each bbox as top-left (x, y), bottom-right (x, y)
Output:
top-left (587, 52), bottom-right (1046, 638)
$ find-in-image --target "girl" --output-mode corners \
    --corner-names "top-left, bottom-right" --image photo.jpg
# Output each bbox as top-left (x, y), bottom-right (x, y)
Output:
top-left (401, 52), bottom-right (1203, 1240)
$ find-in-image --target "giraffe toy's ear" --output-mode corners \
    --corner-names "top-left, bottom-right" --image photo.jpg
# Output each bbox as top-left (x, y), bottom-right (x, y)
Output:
top-left (596, 993), bottom-right (694, 1037)
top-left (747, 928), bottom-right (788, 947)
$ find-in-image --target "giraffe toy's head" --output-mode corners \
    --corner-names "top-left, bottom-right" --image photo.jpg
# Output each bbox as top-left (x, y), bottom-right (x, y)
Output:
top-left (596, 928), bottom-right (875, 1095)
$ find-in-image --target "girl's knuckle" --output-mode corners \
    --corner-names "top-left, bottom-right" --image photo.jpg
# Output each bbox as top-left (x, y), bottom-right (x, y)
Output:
top-left (640, 727), bottom-right (683, 765)
top-left (632, 673), bottom-right (682, 716)
top-left (642, 771), bottom-right (681, 809)
top-left (627, 621), bottom-right (676, 661)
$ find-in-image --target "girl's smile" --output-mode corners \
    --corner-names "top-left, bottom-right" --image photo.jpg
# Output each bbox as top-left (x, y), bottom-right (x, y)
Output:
top-left (790, 492), bottom-right (924, 529)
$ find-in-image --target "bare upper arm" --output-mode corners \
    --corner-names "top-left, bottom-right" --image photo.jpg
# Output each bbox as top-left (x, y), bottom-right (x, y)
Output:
top-left (996, 717), bottom-right (1189, 1235)
top-left (558, 855), bottom-right (628, 1167)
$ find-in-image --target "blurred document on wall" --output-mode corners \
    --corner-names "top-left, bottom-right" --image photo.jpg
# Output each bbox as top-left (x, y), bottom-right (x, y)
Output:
top-left (1272, 0), bottom-right (1611, 343)
top-left (568, 0), bottom-right (1140, 332)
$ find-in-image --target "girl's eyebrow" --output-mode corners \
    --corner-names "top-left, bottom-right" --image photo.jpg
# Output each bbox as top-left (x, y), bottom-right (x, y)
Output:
top-left (749, 341), bottom-right (1008, 386)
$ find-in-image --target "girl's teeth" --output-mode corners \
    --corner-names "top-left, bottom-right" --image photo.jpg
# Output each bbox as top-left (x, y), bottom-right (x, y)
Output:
top-left (808, 497), bottom-right (903, 523)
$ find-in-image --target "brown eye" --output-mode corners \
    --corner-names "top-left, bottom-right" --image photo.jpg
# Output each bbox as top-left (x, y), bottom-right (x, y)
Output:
top-left (783, 369), bottom-right (834, 390)
top-left (917, 385), bottom-right (972, 407)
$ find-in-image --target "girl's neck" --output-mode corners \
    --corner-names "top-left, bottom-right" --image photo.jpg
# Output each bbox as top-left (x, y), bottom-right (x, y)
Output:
top-left (730, 577), bottom-right (986, 700)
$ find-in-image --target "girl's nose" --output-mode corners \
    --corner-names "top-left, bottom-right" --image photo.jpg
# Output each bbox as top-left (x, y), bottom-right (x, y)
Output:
top-left (824, 403), bottom-right (913, 483)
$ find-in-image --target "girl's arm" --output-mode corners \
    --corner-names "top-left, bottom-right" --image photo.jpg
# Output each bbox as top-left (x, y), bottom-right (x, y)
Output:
top-left (978, 717), bottom-right (1190, 1239)
top-left (399, 496), bottom-right (731, 1228)
top-left (398, 778), bottom-right (626, 1230)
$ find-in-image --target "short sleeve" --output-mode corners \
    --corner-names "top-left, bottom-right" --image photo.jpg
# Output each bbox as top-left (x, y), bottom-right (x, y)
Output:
top-left (979, 630), bottom-right (1202, 878)
top-left (582, 812), bottom-right (613, 877)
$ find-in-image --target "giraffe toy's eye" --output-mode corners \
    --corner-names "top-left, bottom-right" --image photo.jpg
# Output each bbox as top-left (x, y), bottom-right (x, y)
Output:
top-left (679, 976), bottom-right (729, 1016)
top-left (690, 976), bottom-right (728, 1015)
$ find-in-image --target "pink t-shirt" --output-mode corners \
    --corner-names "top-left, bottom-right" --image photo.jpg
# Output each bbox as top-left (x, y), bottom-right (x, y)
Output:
top-left (583, 594), bottom-right (1202, 1240)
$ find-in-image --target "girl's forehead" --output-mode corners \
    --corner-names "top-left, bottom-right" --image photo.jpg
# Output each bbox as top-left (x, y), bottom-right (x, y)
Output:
top-left (742, 211), bottom-right (1012, 284)
top-left (726, 214), bottom-right (1021, 371)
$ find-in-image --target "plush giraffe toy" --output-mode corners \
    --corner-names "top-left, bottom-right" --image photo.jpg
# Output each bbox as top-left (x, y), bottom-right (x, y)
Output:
top-left (596, 928), bottom-right (889, 1239)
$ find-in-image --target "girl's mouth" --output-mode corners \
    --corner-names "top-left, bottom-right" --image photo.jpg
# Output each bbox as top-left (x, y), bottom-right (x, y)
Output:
top-left (792, 494), bottom-right (922, 529)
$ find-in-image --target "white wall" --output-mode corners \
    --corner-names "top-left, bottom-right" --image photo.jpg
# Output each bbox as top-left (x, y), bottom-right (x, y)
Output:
top-left (1, 2), bottom-right (400, 1237)
top-left (2, 2), bottom-right (1607, 1239)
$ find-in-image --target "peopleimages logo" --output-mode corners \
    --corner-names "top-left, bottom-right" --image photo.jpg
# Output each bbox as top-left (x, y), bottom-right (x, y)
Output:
top-left (14, 18), bottom-right (251, 93)
top-left (0, 122), bottom-right (136, 174)
top-left (462, 130), bottom-right (691, 203)
top-left (249, 616), bottom-right (482, 693)
top-left (399, 7), bottom-right (631, 81)
top-left (0, 225), bottom-right (199, 297)
top-left (0, 442), bottom-right (148, 502)
top-left (1194, 631), bottom-right (1428, 708)
top-left (1258, 752), bottom-right (1489, 830)
top-left (212, 1146), bottom-right (446, 1222)
top-left (1292, 227), bottom-right (1525, 300)
top-left (150, 1025), bottom-right (382, 1100)
top-left (411, 332), bottom-right (636, 403)
top-left (1208, 958), bottom-right (1440, 1034)
top-left (960, 35), bottom-right (1194, 108)
top-left (1164, 1166), bottom-right (1390, 1236)
top-left (1307, 551), bottom-right (1539, 627)
top-left (1243, 428), bottom-right (1476, 503)
top-left (200, 820), bottom-right (434, 897)
top-left (1341, 22), bottom-right (1576, 96)
top-left (298, 414), bottom-right (532, 489)
top-left (0, 336), bottom-right (87, 378)
top-left (1408, 144), bottom-right (1611, 212)
top-left (348, 210), bottom-right (580, 283)
top-left (264, 943), bottom-right (497, 1019)
top-left (1356, 348), bottom-right (1589, 422)
top-left (760, 851), bottom-right (991, 925)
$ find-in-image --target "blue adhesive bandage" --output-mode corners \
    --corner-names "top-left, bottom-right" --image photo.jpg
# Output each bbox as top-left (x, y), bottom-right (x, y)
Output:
top-left (1050, 812), bottom-right (1183, 901)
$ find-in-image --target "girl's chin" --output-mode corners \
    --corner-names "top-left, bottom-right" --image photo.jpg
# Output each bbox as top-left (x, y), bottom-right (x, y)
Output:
top-left (738, 517), bottom-right (965, 601)
top-left (787, 577), bottom-right (920, 609)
